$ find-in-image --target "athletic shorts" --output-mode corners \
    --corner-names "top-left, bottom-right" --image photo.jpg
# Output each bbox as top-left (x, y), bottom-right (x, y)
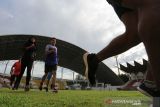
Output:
top-left (107, 0), bottom-right (133, 18)
top-left (44, 64), bottom-right (57, 73)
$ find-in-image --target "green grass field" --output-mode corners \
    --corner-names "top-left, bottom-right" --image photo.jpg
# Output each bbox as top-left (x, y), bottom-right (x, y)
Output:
top-left (0, 88), bottom-right (151, 107)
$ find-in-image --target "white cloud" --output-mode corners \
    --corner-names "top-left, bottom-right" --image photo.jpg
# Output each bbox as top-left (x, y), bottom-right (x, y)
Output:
top-left (0, 8), bottom-right (13, 20)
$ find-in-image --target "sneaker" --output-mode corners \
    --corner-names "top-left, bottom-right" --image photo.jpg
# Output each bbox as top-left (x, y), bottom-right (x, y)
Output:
top-left (44, 87), bottom-right (48, 92)
top-left (83, 53), bottom-right (99, 85)
top-left (39, 86), bottom-right (42, 91)
top-left (13, 83), bottom-right (19, 90)
top-left (12, 88), bottom-right (18, 91)
top-left (12, 87), bottom-right (15, 90)
top-left (137, 83), bottom-right (160, 97)
top-left (24, 85), bottom-right (30, 92)
top-left (52, 87), bottom-right (58, 93)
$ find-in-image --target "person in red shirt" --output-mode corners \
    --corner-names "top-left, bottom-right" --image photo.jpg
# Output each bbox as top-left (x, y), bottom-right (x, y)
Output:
top-left (10, 59), bottom-right (21, 88)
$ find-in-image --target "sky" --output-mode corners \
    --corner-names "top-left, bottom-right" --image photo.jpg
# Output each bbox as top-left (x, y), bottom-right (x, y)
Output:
top-left (0, 0), bottom-right (148, 79)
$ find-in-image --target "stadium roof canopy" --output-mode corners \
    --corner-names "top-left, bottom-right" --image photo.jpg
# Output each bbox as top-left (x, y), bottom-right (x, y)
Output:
top-left (0, 34), bottom-right (123, 85)
top-left (120, 59), bottom-right (148, 74)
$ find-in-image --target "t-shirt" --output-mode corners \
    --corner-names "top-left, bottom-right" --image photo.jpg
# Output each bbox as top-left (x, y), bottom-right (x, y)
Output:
top-left (22, 41), bottom-right (36, 61)
top-left (45, 44), bottom-right (58, 65)
top-left (12, 61), bottom-right (21, 76)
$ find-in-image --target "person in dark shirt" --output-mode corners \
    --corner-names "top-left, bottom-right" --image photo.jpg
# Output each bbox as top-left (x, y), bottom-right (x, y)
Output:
top-left (13, 36), bottom-right (36, 91)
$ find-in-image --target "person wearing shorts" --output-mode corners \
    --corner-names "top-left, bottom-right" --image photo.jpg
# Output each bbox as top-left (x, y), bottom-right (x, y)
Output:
top-left (39, 37), bottom-right (58, 92)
